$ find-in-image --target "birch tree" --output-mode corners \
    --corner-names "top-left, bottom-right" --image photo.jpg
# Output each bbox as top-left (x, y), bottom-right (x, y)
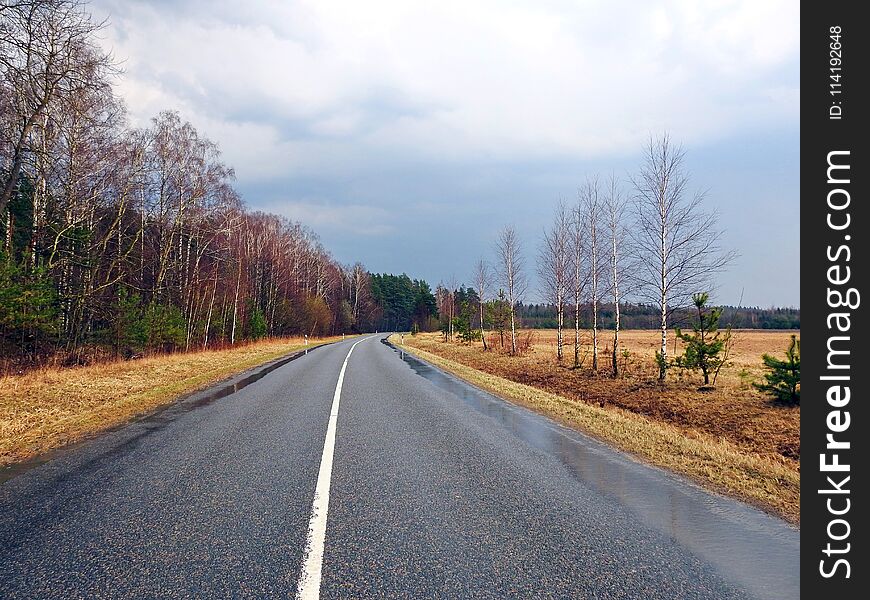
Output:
top-left (473, 258), bottom-right (491, 350)
top-left (632, 133), bottom-right (735, 381)
top-left (0, 0), bottom-right (113, 217)
top-left (538, 201), bottom-right (570, 361)
top-left (435, 283), bottom-right (453, 340)
top-left (0, 0), bottom-right (444, 366)
top-left (495, 226), bottom-right (527, 355)
top-left (447, 274), bottom-right (459, 340)
top-left (569, 201), bottom-right (587, 368)
top-left (604, 174), bottom-right (630, 377)
top-left (580, 178), bottom-right (604, 373)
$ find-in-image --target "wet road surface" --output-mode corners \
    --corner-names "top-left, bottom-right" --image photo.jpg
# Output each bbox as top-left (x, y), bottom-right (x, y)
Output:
top-left (0, 335), bottom-right (799, 598)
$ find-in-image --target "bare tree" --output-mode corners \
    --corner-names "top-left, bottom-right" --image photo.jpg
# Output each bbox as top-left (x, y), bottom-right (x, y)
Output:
top-left (0, 0), bottom-right (114, 216)
top-left (347, 262), bottom-right (369, 326)
top-left (495, 226), bottom-right (527, 355)
top-left (538, 201), bottom-right (570, 361)
top-left (569, 200), bottom-right (587, 368)
top-left (435, 283), bottom-right (454, 341)
top-left (580, 177), bottom-right (604, 373)
top-left (632, 133), bottom-right (736, 380)
top-left (447, 273), bottom-right (459, 340)
top-left (1, 1), bottom-right (400, 365)
top-left (604, 174), bottom-right (630, 377)
top-left (473, 258), bottom-right (491, 350)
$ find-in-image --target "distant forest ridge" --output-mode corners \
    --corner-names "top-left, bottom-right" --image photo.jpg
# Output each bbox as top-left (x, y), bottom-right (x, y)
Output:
top-left (518, 302), bottom-right (800, 330)
top-left (364, 276), bottom-right (799, 333)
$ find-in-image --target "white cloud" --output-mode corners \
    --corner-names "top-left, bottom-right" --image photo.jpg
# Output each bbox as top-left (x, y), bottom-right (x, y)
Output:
top-left (92, 0), bottom-right (798, 180)
top-left (83, 0), bottom-right (799, 305)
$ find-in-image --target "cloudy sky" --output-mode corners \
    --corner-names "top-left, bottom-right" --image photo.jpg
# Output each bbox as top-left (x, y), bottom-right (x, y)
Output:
top-left (92, 0), bottom-right (800, 307)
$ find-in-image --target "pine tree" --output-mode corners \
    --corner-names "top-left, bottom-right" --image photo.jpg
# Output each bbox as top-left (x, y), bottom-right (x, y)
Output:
top-left (674, 292), bottom-right (729, 387)
top-left (485, 290), bottom-right (512, 350)
top-left (248, 308), bottom-right (267, 340)
top-left (754, 335), bottom-right (800, 405)
top-left (111, 287), bottom-right (147, 357)
top-left (0, 256), bottom-right (57, 355)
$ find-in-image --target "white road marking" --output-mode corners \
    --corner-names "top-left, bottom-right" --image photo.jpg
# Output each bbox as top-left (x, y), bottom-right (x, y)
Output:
top-left (296, 335), bottom-right (372, 599)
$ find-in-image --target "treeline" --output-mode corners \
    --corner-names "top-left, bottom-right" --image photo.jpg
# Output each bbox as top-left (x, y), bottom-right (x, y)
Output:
top-left (0, 0), bottom-right (439, 369)
top-left (441, 134), bottom-right (753, 382)
top-left (426, 134), bottom-right (797, 383)
top-left (518, 303), bottom-right (800, 330)
top-left (368, 273), bottom-right (438, 332)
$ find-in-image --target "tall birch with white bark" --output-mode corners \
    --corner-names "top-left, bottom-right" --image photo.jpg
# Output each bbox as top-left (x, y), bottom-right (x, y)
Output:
top-left (631, 134), bottom-right (735, 381)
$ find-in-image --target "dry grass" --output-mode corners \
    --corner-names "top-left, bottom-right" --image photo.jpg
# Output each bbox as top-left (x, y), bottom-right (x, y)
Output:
top-left (0, 336), bottom-right (344, 468)
top-left (396, 329), bottom-right (799, 523)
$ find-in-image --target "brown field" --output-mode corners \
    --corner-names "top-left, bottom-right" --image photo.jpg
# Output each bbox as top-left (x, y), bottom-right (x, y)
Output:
top-left (0, 336), bottom-right (345, 469)
top-left (398, 329), bottom-right (800, 522)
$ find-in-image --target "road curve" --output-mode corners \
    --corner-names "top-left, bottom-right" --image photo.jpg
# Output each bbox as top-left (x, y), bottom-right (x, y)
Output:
top-left (0, 335), bottom-right (798, 598)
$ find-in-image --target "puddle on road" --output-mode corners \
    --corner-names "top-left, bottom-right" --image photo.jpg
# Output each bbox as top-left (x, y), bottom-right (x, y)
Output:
top-left (386, 341), bottom-right (799, 600)
top-left (176, 345), bottom-right (317, 414)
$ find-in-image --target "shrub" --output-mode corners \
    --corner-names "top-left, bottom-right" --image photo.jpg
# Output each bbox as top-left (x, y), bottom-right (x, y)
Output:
top-left (248, 307), bottom-right (267, 340)
top-left (674, 292), bottom-right (730, 387)
top-left (754, 335), bottom-right (800, 405)
top-left (144, 304), bottom-right (186, 351)
top-left (515, 330), bottom-right (537, 356)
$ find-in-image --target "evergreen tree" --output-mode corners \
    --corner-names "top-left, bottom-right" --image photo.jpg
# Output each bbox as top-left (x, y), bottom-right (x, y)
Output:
top-left (144, 304), bottom-right (187, 352)
top-left (485, 290), bottom-right (511, 350)
top-left (0, 256), bottom-right (57, 355)
top-left (368, 273), bottom-right (438, 331)
top-left (248, 307), bottom-right (267, 340)
top-left (754, 335), bottom-right (800, 405)
top-left (453, 286), bottom-right (480, 343)
top-left (109, 287), bottom-right (147, 356)
top-left (674, 292), bottom-right (729, 386)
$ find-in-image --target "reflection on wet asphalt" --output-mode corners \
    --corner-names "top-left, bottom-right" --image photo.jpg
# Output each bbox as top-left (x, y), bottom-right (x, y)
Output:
top-left (388, 342), bottom-right (799, 600)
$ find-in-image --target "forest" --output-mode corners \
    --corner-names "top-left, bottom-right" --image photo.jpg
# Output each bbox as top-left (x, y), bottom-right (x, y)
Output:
top-left (516, 303), bottom-right (800, 331)
top-left (431, 133), bottom-right (801, 383)
top-left (0, 0), bottom-right (437, 370)
top-left (1, 0), bottom-right (799, 376)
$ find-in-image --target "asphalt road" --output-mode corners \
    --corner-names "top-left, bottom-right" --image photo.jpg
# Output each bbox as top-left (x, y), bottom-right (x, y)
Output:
top-left (0, 335), bottom-right (799, 599)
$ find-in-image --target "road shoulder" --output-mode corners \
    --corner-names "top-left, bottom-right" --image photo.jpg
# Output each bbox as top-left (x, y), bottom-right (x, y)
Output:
top-left (390, 335), bottom-right (799, 524)
top-left (1, 337), bottom-right (348, 480)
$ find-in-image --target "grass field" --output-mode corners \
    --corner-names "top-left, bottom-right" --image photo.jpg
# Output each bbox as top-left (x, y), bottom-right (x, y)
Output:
top-left (0, 336), bottom-right (344, 469)
top-left (397, 329), bottom-right (800, 523)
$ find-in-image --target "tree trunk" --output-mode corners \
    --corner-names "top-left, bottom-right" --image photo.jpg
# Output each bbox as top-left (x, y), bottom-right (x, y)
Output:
top-left (31, 115), bottom-right (49, 270)
top-left (574, 300), bottom-right (580, 368)
top-left (611, 224), bottom-right (620, 377)
top-left (590, 219), bottom-right (598, 374)
top-left (230, 257), bottom-right (242, 345)
top-left (5, 210), bottom-right (13, 257)
top-left (479, 302), bottom-right (487, 351)
top-left (659, 205), bottom-right (668, 381)
top-left (509, 309), bottom-right (517, 355)
top-left (659, 301), bottom-right (668, 381)
top-left (592, 297), bottom-right (598, 373)
top-left (203, 275), bottom-right (217, 350)
top-left (612, 295), bottom-right (620, 378)
top-left (0, 109), bottom-right (45, 217)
